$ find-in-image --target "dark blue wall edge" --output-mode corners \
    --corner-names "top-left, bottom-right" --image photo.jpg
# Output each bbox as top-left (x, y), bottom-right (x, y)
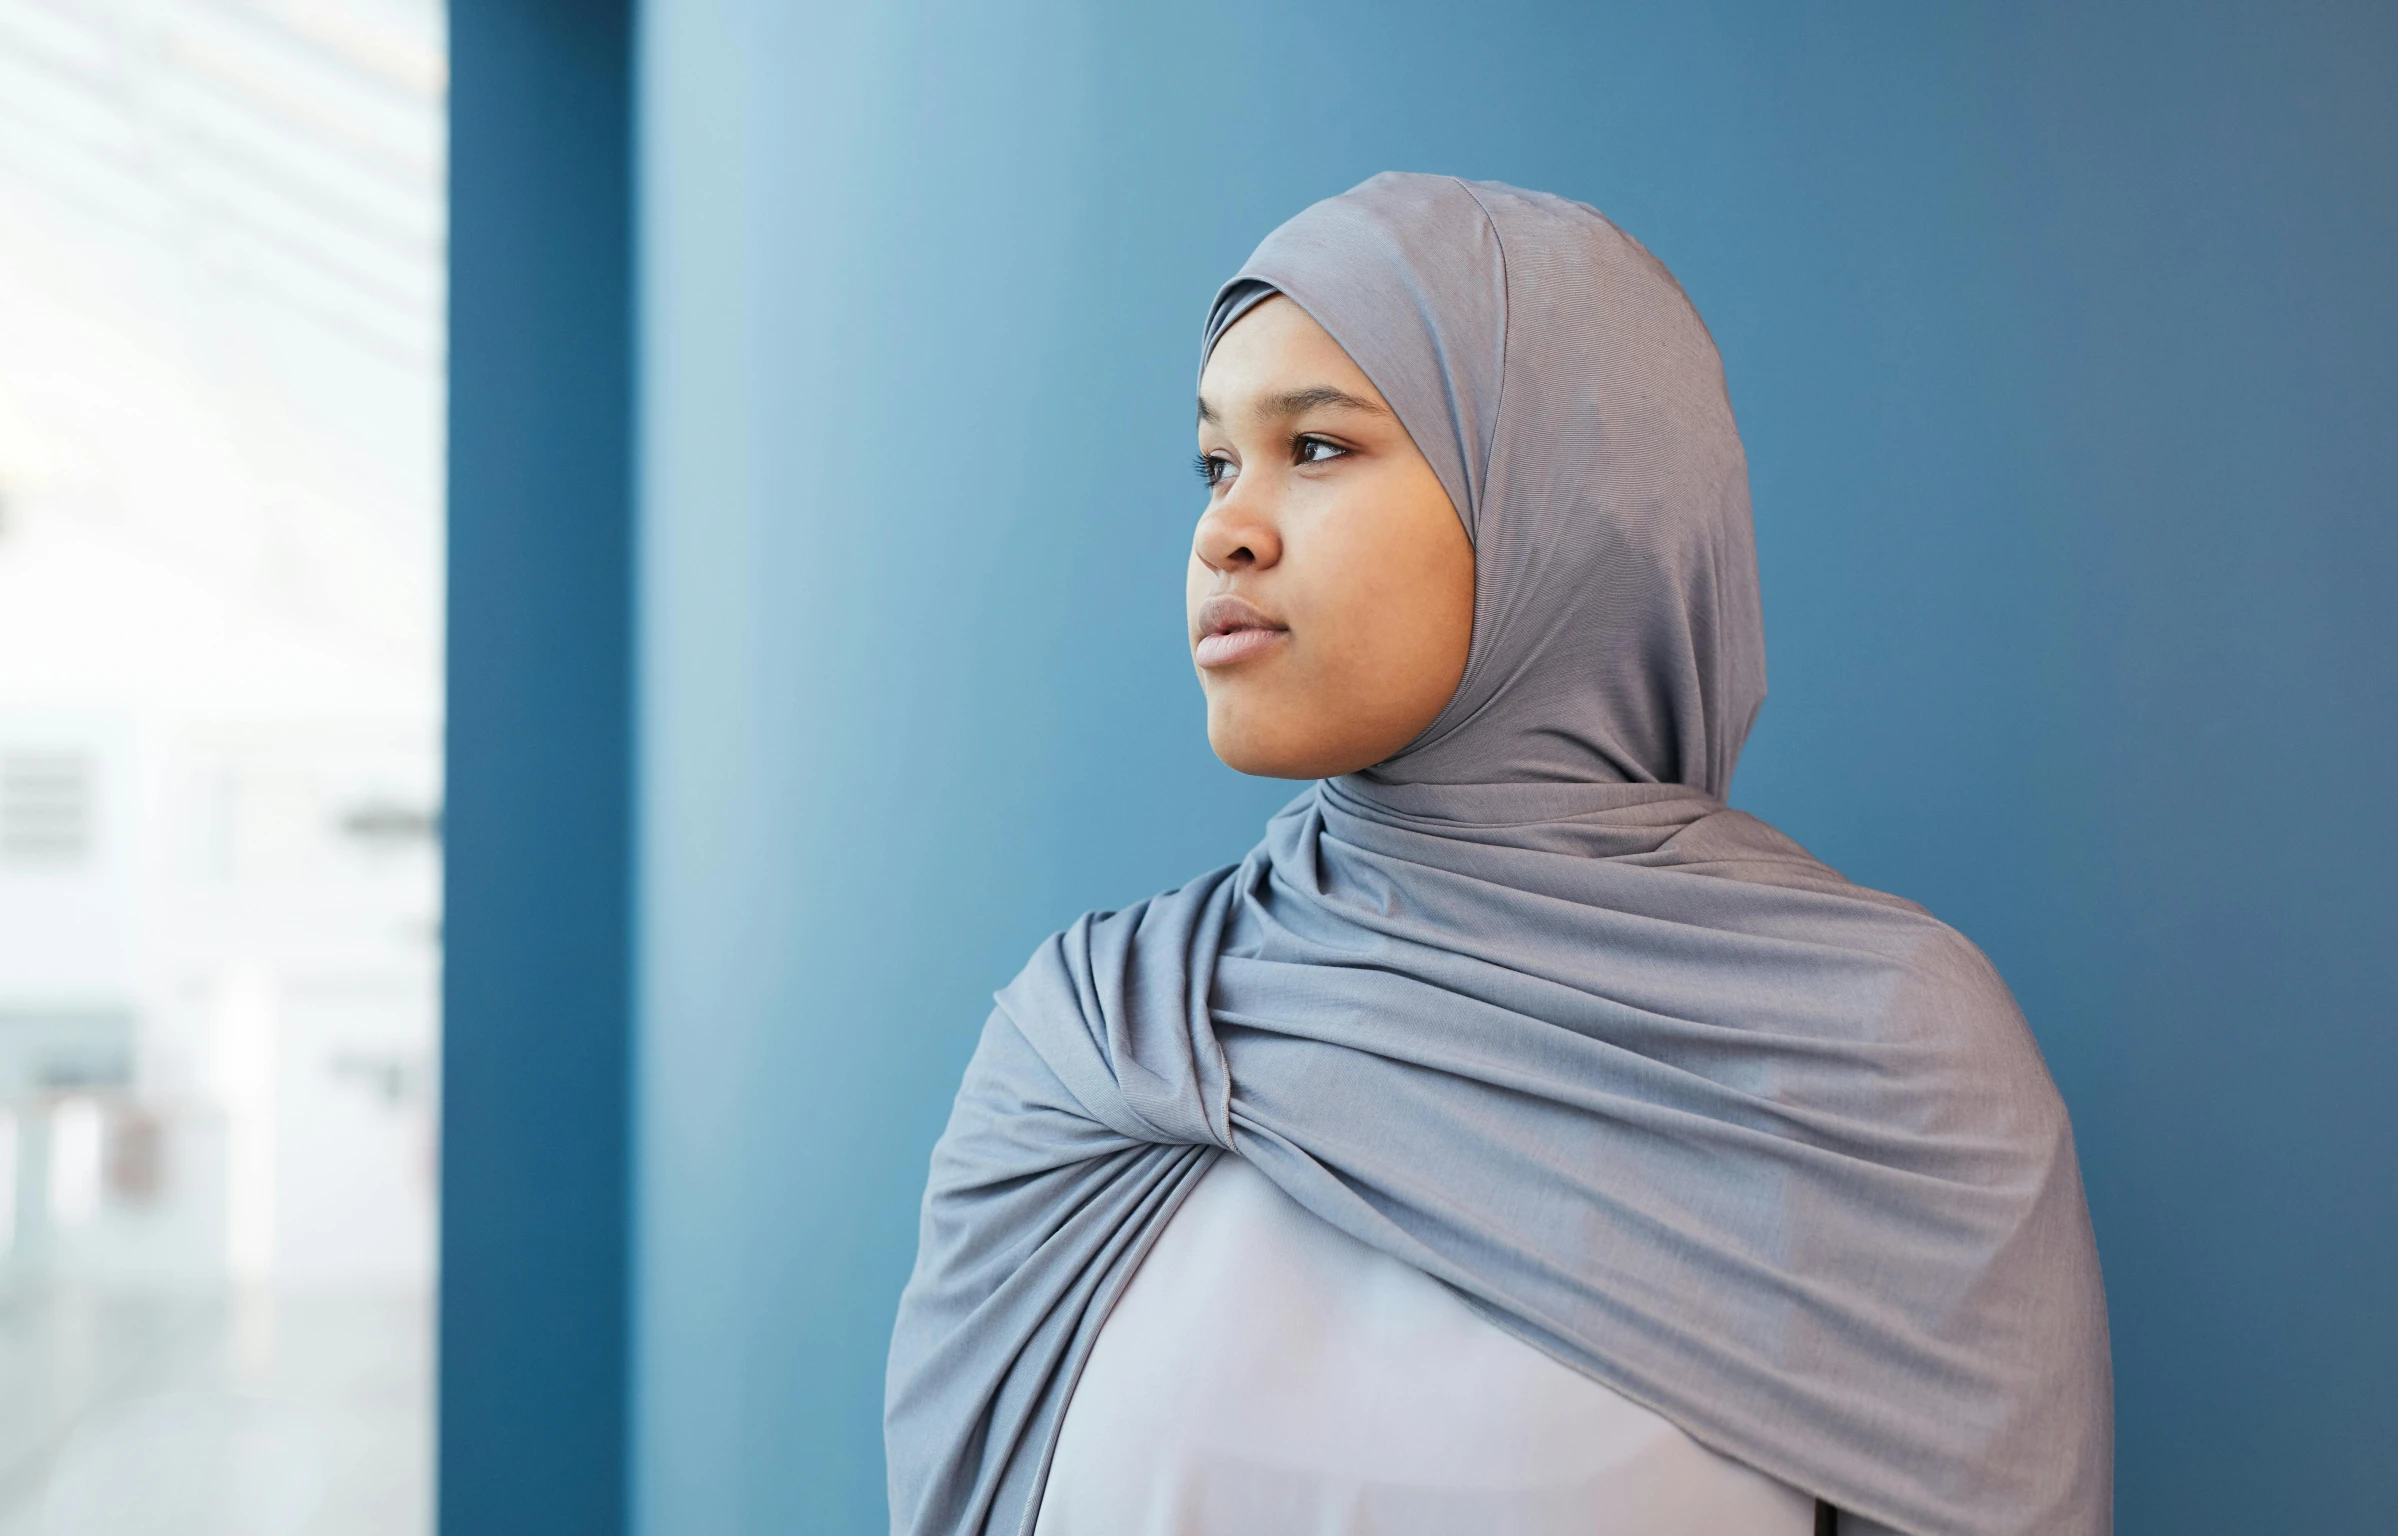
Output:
top-left (440, 2), bottom-right (636, 1532)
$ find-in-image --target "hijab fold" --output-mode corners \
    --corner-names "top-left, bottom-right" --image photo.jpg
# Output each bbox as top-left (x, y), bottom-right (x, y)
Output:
top-left (887, 173), bottom-right (2111, 1536)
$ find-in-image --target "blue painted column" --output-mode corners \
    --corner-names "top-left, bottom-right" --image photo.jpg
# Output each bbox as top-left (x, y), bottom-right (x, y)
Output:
top-left (441, 3), bottom-right (634, 1533)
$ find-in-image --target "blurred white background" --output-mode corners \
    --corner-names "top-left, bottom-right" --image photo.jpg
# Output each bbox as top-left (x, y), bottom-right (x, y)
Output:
top-left (0, 0), bottom-right (443, 1530)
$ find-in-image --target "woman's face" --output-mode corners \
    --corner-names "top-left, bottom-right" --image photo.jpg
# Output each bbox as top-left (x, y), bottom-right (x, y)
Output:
top-left (1189, 297), bottom-right (1475, 779)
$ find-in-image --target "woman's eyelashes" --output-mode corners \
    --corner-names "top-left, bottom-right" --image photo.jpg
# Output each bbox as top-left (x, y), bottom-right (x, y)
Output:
top-left (1194, 435), bottom-right (1346, 490)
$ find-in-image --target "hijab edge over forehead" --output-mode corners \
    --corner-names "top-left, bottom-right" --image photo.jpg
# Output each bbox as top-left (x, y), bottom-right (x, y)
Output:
top-left (1202, 277), bottom-right (1487, 570)
top-left (1200, 182), bottom-right (1494, 548)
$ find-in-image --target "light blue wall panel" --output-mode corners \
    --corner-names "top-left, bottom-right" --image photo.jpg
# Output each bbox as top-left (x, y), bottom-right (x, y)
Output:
top-left (637, 3), bottom-right (2397, 1530)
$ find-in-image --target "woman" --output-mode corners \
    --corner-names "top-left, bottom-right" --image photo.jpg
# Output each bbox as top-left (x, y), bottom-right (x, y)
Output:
top-left (886, 173), bottom-right (2110, 1536)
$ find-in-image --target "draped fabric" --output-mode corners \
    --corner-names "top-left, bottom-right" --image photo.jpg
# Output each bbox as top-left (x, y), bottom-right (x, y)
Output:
top-left (885, 174), bottom-right (2111, 1536)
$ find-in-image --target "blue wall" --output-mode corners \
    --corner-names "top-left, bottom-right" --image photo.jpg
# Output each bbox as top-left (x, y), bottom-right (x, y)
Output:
top-left (624, 2), bottom-right (2397, 1531)
top-left (444, 2), bottom-right (633, 1533)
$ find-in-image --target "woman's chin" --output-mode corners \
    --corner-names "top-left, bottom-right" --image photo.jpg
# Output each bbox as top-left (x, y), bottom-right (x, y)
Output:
top-left (1205, 711), bottom-right (1374, 782)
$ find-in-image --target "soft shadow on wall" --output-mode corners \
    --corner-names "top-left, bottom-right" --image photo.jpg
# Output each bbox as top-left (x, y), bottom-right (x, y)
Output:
top-left (624, 2), bottom-right (2398, 1532)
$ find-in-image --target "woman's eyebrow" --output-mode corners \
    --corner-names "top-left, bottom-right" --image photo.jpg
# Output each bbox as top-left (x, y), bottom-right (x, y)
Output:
top-left (1195, 385), bottom-right (1391, 425)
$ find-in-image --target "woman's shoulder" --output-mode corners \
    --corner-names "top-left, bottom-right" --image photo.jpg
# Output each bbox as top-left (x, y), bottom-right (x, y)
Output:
top-left (1001, 859), bottom-right (1255, 1017)
top-left (1655, 807), bottom-right (1925, 910)
top-left (1049, 861), bottom-right (1253, 948)
top-left (1661, 808), bottom-right (2042, 1056)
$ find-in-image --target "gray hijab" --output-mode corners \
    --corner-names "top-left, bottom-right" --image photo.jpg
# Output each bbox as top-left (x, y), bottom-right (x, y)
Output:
top-left (886, 173), bottom-right (2111, 1536)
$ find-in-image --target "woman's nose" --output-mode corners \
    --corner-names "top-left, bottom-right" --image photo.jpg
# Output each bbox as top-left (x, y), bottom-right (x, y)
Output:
top-left (1194, 494), bottom-right (1281, 574)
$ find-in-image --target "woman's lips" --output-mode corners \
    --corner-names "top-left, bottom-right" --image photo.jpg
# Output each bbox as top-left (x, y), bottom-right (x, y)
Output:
top-left (1194, 626), bottom-right (1289, 668)
top-left (1193, 594), bottom-right (1289, 670)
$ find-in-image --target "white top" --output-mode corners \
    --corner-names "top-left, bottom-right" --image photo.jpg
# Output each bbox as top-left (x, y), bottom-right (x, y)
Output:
top-left (1034, 1156), bottom-right (1815, 1536)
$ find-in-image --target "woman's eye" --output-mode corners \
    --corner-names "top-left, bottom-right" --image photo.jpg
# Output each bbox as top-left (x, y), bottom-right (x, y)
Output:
top-left (1194, 452), bottom-right (1237, 488)
top-left (1295, 436), bottom-right (1347, 466)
